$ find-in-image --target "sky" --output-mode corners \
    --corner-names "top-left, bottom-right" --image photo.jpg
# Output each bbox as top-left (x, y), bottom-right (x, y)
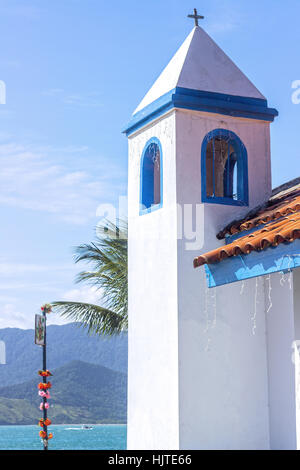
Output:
top-left (0, 0), bottom-right (299, 329)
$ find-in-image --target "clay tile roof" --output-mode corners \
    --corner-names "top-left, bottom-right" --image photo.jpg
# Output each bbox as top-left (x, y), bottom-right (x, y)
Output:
top-left (217, 178), bottom-right (300, 239)
top-left (194, 179), bottom-right (300, 268)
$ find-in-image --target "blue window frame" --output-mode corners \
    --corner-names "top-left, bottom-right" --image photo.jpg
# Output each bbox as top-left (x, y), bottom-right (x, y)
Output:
top-left (140, 137), bottom-right (163, 215)
top-left (201, 129), bottom-right (249, 206)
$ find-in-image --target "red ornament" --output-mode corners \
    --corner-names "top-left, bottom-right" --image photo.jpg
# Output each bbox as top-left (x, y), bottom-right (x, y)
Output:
top-left (38, 369), bottom-right (53, 377)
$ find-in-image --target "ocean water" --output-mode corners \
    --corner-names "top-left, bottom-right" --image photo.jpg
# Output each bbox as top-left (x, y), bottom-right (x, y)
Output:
top-left (0, 424), bottom-right (127, 450)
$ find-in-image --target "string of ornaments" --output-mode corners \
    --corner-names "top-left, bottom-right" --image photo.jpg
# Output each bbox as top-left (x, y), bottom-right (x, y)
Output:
top-left (38, 304), bottom-right (53, 446)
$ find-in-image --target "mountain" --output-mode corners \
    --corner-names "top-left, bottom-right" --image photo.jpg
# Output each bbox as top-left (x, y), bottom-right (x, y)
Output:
top-left (0, 360), bottom-right (127, 425)
top-left (0, 323), bottom-right (127, 387)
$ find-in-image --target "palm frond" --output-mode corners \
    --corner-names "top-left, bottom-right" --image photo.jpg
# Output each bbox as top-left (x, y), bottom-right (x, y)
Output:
top-left (52, 301), bottom-right (127, 336)
top-left (52, 219), bottom-right (128, 336)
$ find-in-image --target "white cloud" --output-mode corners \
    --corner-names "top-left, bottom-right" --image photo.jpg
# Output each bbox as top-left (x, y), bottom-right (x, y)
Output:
top-left (0, 140), bottom-right (126, 224)
top-left (0, 303), bottom-right (30, 329)
top-left (46, 286), bottom-right (103, 327)
top-left (46, 312), bottom-right (73, 327)
top-left (204, 2), bottom-right (243, 35)
top-left (64, 93), bottom-right (103, 108)
top-left (41, 88), bottom-right (65, 97)
top-left (0, 262), bottom-right (75, 276)
top-left (0, 302), bottom-right (71, 329)
top-left (61, 286), bottom-right (102, 305)
top-left (0, 294), bottom-right (17, 303)
top-left (42, 89), bottom-right (103, 108)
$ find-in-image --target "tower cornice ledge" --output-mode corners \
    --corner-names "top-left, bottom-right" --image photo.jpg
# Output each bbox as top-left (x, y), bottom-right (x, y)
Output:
top-left (123, 87), bottom-right (278, 137)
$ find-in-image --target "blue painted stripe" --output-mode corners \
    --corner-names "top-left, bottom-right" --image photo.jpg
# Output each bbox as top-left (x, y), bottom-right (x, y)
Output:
top-left (139, 137), bottom-right (163, 216)
top-left (174, 87), bottom-right (268, 107)
top-left (123, 87), bottom-right (278, 136)
top-left (204, 239), bottom-right (300, 288)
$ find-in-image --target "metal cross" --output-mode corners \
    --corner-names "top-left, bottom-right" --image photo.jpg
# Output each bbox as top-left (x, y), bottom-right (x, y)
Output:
top-left (187, 8), bottom-right (204, 27)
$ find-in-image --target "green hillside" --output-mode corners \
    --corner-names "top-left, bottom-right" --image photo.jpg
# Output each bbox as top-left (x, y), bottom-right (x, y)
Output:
top-left (0, 360), bottom-right (127, 425)
top-left (0, 397), bottom-right (38, 425)
top-left (0, 323), bottom-right (127, 387)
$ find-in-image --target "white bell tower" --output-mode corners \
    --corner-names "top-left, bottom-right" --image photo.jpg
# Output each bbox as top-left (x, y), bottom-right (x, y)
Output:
top-left (124, 20), bottom-right (278, 450)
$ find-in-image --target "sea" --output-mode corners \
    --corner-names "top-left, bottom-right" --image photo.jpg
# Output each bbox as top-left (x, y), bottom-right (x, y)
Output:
top-left (0, 424), bottom-right (127, 450)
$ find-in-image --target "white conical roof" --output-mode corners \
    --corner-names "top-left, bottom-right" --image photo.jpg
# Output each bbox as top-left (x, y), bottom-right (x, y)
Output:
top-left (134, 26), bottom-right (265, 114)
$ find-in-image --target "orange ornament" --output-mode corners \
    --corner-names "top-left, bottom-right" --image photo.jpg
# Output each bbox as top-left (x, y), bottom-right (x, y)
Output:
top-left (44, 418), bottom-right (51, 426)
top-left (38, 382), bottom-right (51, 390)
top-left (39, 430), bottom-right (47, 438)
top-left (38, 369), bottom-right (53, 377)
top-left (48, 433), bottom-right (53, 439)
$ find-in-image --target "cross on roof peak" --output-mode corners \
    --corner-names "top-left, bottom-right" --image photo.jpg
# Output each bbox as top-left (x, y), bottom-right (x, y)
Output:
top-left (187, 8), bottom-right (204, 27)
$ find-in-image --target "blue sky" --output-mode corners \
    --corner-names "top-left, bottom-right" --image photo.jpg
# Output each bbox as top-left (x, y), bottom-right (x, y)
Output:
top-left (0, 0), bottom-right (299, 328)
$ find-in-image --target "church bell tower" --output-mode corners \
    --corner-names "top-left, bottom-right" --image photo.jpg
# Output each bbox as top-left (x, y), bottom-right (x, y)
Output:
top-left (124, 12), bottom-right (278, 450)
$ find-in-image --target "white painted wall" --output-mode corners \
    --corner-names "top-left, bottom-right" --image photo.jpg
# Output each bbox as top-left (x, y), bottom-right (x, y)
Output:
top-left (127, 107), bottom-right (274, 449)
top-left (293, 267), bottom-right (300, 448)
top-left (266, 272), bottom-right (297, 450)
top-left (293, 268), bottom-right (300, 338)
top-left (127, 112), bottom-right (180, 450)
top-left (127, 11), bottom-right (281, 448)
top-left (294, 342), bottom-right (300, 450)
top-left (178, 274), bottom-right (270, 449)
top-left (174, 109), bottom-right (272, 449)
top-left (175, 109), bottom-right (272, 224)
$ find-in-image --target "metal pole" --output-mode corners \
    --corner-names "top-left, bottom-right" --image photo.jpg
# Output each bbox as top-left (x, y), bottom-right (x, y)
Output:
top-left (42, 309), bottom-right (48, 451)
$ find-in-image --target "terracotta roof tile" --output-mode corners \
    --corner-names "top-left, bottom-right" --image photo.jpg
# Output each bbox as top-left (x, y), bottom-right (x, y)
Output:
top-left (217, 183), bottom-right (300, 239)
top-left (194, 186), bottom-right (300, 268)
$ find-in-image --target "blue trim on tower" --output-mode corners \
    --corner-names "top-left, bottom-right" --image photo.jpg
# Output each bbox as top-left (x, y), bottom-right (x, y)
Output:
top-left (123, 87), bottom-right (278, 136)
top-left (139, 137), bottom-right (163, 216)
top-left (201, 129), bottom-right (249, 207)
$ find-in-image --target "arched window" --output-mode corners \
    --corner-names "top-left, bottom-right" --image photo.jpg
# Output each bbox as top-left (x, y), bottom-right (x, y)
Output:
top-left (140, 138), bottom-right (163, 214)
top-left (201, 129), bottom-right (248, 206)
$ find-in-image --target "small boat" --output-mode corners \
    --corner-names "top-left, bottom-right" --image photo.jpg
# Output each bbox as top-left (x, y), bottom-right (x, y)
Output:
top-left (81, 424), bottom-right (93, 430)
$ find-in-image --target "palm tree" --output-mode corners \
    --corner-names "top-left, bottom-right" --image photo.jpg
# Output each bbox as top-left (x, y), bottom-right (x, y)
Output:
top-left (52, 220), bottom-right (127, 336)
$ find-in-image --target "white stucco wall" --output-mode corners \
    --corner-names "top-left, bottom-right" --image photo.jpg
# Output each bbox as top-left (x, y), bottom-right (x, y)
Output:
top-left (293, 267), bottom-right (300, 448)
top-left (175, 109), bottom-right (272, 224)
top-left (178, 273), bottom-right (270, 449)
top-left (293, 268), bottom-right (300, 338)
top-left (174, 110), bottom-right (272, 449)
top-left (127, 107), bottom-right (276, 449)
top-left (127, 112), bottom-right (180, 450)
top-left (265, 272), bottom-right (297, 450)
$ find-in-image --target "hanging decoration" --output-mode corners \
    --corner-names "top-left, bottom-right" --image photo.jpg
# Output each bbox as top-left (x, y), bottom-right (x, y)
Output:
top-left (35, 303), bottom-right (53, 450)
top-left (38, 390), bottom-right (51, 399)
top-left (38, 370), bottom-right (53, 377)
top-left (40, 402), bottom-right (49, 410)
top-left (38, 382), bottom-right (52, 390)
